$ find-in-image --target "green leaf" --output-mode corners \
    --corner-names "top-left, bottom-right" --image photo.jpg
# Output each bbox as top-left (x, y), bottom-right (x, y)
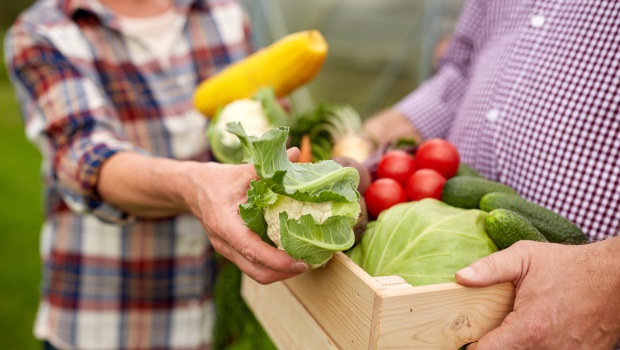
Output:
top-left (239, 180), bottom-right (278, 242)
top-left (231, 123), bottom-right (361, 267)
top-left (207, 88), bottom-right (289, 164)
top-left (207, 109), bottom-right (244, 164)
top-left (253, 87), bottom-right (289, 127)
top-left (227, 123), bottom-right (359, 203)
top-left (280, 212), bottom-right (356, 267)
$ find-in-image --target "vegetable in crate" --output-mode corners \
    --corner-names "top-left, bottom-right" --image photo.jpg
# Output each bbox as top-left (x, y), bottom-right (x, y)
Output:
top-left (349, 199), bottom-right (498, 286)
top-left (193, 30), bottom-right (328, 118)
top-left (289, 104), bottom-right (373, 163)
top-left (207, 88), bottom-right (288, 164)
top-left (405, 168), bottom-right (446, 201)
top-left (485, 209), bottom-right (548, 250)
top-left (364, 178), bottom-right (407, 219)
top-left (441, 176), bottom-right (518, 209)
top-left (376, 150), bottom-right (416, 186)
top-left (480, 192), bottom-right (588, 244)
top-left (415, 138), bottom-right (460, 179)
top-left (228, 123), bottom-right (361, 268)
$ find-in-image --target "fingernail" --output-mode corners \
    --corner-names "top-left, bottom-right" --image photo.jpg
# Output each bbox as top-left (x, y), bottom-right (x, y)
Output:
top-left (457, 267), bottom-right (477, 279)
top-left (292, 262), bottom-right (309, 272)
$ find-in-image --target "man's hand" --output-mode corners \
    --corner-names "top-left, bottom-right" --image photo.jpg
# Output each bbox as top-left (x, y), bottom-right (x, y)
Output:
top-left (456, 239), bottom-right (620, 349)
top-left (183, 148), bottom-right (309, 285)
top-left (362, 108), bottom-right (422, 148)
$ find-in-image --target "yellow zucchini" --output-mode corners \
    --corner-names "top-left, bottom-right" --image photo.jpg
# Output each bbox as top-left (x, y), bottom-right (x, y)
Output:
top-left (193, 30), bottom-right (328, 118)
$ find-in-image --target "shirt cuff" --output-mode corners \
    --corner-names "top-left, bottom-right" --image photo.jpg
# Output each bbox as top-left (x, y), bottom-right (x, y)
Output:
top-left (58, 141), bottom-right (150, 224)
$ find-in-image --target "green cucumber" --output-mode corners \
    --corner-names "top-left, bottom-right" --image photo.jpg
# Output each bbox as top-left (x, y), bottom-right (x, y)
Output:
top-left (455, 163), bottom-right (482, 177)
top-left (485, 209), bottom-right (548, 250)
top-left (480, 192), bottom-right (588, 244)
top-left (441, 176), bottom-right (518, 209)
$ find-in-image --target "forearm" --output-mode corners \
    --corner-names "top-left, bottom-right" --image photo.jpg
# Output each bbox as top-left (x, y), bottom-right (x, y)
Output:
top-left (362, 108), bottom-right (422, 148)
top-left (97, 152), bottom-right (196, 218)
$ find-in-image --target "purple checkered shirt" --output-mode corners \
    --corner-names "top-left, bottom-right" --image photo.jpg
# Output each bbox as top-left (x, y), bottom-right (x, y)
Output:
top-left (4, 0), bottom-right (251, 348)
top-left (396, 0), bottom-right (620, 241)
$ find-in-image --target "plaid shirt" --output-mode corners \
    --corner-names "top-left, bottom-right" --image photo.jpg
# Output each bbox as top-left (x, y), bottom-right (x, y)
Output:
top-left (397, 0), bottom-right (620, 241)
top-left (5, 0), bottom-right (251, 349)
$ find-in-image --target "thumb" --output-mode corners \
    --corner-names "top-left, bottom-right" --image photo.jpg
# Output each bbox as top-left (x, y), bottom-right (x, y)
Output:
top-left (456, 244), bottom-right (531, 287)
top-left (287, 147), bottom-right (300, 162)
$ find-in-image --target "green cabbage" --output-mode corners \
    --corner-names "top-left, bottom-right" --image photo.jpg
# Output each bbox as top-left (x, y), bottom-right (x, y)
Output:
top-left (208, 88), bottom-right (289, 164)
top-left (229, 123), bottom-right (361, 268)
top-left (349, 199), bottom-right (498, 286)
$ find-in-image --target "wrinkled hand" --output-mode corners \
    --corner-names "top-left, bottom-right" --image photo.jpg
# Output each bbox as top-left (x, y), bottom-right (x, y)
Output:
top-left (185, 148), bottom-right (308, 284)
top-left (457, 239), bottom-right (620, 350)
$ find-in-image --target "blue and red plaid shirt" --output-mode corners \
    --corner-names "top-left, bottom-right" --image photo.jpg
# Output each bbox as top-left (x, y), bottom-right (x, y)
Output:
top-left (4, 0), bottom-right (251, 348)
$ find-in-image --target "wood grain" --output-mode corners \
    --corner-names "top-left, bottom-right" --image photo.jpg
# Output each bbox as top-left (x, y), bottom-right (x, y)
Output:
top-left (243, 252), bottom-right (515, 350)
top-left (374, 282), bottom-right (514, 349)
top-left (241, 275), bottom-right (339, 350)
top-left (283, 252), bottom-right (381, 350)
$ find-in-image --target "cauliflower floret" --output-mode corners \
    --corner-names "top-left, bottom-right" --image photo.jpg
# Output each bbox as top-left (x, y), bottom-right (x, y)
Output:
top-left (264, 195), bottom-right (333, 249)
top-left (216, 99), bottom-right (272, 146)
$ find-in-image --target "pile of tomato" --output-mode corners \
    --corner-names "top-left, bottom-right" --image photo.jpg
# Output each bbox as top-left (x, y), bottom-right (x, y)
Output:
top-left (365, 139), bottom-right (460, 219)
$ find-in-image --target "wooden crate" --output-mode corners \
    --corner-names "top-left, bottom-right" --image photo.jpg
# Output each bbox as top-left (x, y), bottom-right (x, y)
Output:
top-left (241, 252), bottom-right (514, 350)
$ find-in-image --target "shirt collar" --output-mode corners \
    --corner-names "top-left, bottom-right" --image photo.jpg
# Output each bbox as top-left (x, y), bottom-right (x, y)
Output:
top-left (59, 0), bottom-right (203, 25)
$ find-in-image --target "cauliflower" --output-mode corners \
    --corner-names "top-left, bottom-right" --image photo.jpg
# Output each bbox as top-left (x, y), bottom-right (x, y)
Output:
top-left (207, 88), bottom-right (288, 164)
top-left (264, 195), bottom-right (334, 248)
top-left (230, 123), bottom-right (361, 268)
top-left (215, 99), bottom-right (273, 146)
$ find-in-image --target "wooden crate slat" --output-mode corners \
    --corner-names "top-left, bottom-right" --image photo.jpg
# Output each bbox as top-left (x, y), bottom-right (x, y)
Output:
top-left (243, 251), bottom-right (515, 350)
top-left (284, 252), bottom-right (381, 350)
top-left (241, 275), bottom-right (339, 350)
top-left (375, 282), bottom-right (515, 349)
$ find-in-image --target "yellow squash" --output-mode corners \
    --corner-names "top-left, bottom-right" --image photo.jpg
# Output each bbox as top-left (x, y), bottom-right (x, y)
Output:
top-left (193, 30), bottom-right (328, 118)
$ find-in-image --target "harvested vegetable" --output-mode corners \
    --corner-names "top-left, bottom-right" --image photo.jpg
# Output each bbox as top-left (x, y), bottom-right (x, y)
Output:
top-left (405, 168), bottom-right (446, 201)
top-left (194, 30), bottom-right (328, 118)
top-left (485, 209), bottom-right (548, 249)
top-left (229, 123), bottom-right (361, 268)
top-left (207, 88), bottom-right (288, 164)
top-left (364, 178), bottom-right (407, 219)
top-left (333, 156), bottom-right (371, 195)
top-left (377, 150), bottom-right (417, 186)
top-left (415, 138), bottom-right (460, 179)
top-left (349, 199), bottom-right (498, 286)
top-left (331, 135), bottom-right (374, 164)
top-left (289, 104), bottom-right (373, 163)
top-left (298, 134), bottom-right (313, 163)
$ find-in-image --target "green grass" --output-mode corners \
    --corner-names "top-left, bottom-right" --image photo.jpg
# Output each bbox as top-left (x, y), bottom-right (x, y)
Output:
top-left (0, 80), bottom-right (43, 350)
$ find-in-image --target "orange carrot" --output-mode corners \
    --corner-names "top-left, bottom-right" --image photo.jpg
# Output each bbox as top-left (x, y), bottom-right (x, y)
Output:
top-left (298, 134), bottom-right (313, 163)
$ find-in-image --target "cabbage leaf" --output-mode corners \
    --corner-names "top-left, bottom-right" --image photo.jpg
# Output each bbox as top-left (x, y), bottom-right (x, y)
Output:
top-left (349, 199), bottom-right (497, 286)
top-left (230, 123), bottom-right (360, 267)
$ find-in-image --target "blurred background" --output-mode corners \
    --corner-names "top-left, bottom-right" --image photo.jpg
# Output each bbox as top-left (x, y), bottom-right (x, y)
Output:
top-left (0, 0), bottom-right (462, 348)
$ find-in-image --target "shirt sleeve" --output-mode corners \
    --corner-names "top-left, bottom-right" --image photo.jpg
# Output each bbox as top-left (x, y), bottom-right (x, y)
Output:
top-left (395, 0), bottom-right (485, 140)
top-left (5, 21), bottom-right (149, 223)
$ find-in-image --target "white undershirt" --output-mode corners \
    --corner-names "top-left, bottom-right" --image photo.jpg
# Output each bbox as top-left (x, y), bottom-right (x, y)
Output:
top-left (117, 9), bottom-right (185, 69)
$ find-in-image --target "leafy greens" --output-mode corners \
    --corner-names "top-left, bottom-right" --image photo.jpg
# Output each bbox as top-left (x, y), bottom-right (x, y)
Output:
top-left (349, 199), bottom-right (498, 286)
top-left (229, 123), bottom-right (361, 267)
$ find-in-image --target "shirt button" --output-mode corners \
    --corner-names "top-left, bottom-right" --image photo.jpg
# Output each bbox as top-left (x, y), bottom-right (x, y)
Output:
top-left (530, 14), bottom-right (545, 28)
top-left (486, 109), bottom-right (500, 122)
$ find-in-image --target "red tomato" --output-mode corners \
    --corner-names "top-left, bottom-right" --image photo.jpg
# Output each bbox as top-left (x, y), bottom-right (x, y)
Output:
top-left (365, 178), bottom-right (408, 219)
top-left (405, 169), bottom-right (446, 201)
top-left (415, 139), bottom-right (460, 179)
top-left (377, 150), bottom-right (416, 186)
